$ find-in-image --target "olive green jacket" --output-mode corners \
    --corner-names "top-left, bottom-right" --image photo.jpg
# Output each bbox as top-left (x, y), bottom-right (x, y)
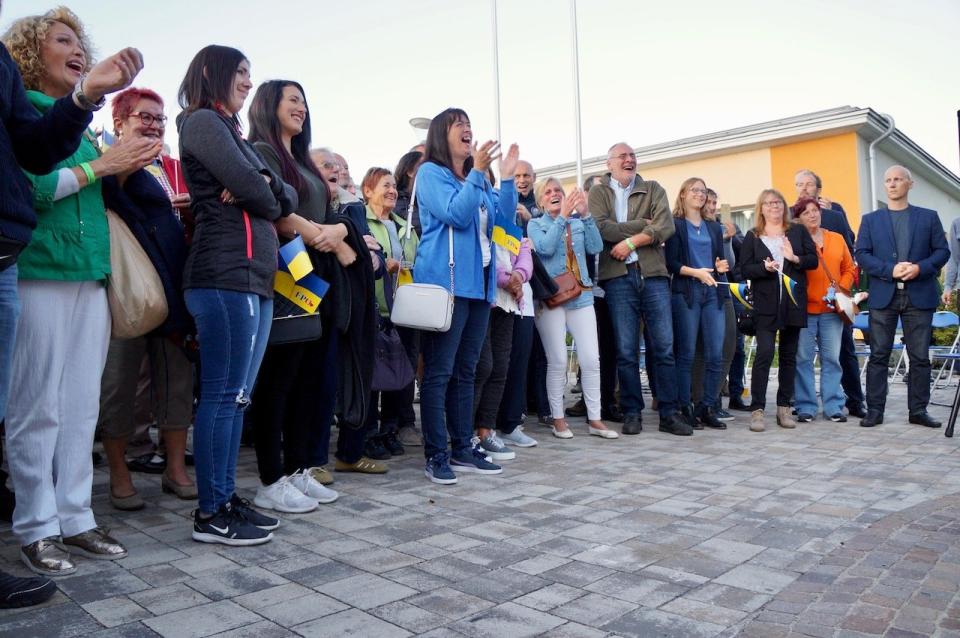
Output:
top-left (588, 173), bottom-right (674, 281)
top-left (366, 205), bottom-right (419, 317)
top-left (19, 91), bottom-right (110, 281)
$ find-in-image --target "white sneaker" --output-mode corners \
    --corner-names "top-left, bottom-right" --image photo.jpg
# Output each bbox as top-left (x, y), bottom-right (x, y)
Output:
top-left (254, 476), bottom-right (320, 513)
top-left (500, 425), bottom-right (538, 448)
top-left (289, 470), bottom-right (339, 504)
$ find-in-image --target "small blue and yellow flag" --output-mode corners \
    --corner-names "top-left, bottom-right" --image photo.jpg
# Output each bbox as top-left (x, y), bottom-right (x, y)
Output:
top-left (492, 211), bottom-right (522, 256)
top-left (278, 235), bottom-right (312, 281)
top-left (724, 282), bottom-right (753, 310)
top-left (274, 270), bottom-right (329, 314)
top-left (782, 272), bottom-right (799, 307)
top-left (289, 272), bottom-right (329, 313)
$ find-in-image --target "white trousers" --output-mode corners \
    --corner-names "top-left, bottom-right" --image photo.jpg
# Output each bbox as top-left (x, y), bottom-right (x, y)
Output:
top-left (535, 303), bottom-right (601, 421)
top-left (6, 280), bottom-right (110, 544)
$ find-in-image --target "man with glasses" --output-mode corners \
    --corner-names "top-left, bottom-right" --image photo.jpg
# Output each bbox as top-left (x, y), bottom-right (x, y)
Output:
top-left (589, 142), bottom-right (690, 436)
top-left (855, 166), bottom-right (949, 428)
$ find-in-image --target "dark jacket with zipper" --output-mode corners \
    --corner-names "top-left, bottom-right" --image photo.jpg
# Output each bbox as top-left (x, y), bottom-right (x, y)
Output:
top-left (737, 223), bottom-right (817, 330)
top-left (1, 42), bottom-right (93, 249)
top-left (177, 109), bottom-right (297, 298)
top-left (101, 170), bottom-right (192, 336)
top-left (665, 217), bottom-right (729, 309)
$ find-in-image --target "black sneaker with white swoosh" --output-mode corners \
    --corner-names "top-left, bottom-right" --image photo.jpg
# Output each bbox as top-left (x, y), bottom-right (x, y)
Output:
top-left (192, 505), bottom-right (273, 546)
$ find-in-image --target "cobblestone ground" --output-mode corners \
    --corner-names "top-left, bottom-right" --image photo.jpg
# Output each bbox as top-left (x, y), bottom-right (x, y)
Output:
top-left (1, 383), bottom-right (959, 638)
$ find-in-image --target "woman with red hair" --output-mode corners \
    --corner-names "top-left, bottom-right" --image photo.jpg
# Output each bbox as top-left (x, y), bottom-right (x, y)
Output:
top-left (792, 197), bottom-right (856, 423)
top-left (96, 86), bottom-right (197, 511)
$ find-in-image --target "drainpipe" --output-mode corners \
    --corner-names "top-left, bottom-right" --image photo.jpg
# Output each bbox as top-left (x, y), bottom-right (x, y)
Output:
top-left (868, 113), bottom-right (896, 207)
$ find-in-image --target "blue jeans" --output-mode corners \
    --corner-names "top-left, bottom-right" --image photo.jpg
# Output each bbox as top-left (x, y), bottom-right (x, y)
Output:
top-left (604, 272), bottom-right (678, 417)
top-left (672, 286), bottom-right (725, 409)
top-left (420, 297), bottom-right (491, 458)
top-left (0, 265), bottom-right (19, 422)
top-left (185, 288), bottom-right (272, 514)
top-left (795, 312), bottom-right (845, 417)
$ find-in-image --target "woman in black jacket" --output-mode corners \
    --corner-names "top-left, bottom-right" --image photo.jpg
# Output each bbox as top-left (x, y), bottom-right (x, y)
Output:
top-left (177, 46), bottom-right (297, 546)
top-left (738, 188), bottom-right (816, 432)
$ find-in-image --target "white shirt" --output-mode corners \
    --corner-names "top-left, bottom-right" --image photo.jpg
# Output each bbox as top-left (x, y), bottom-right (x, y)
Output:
top-left (610, 175), bottom-right (638, 265)
top-left (479, 202), bottom-right (491, 267)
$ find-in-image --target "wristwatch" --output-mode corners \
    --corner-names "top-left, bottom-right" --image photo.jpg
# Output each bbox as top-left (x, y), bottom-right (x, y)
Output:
top-left (72, 75), bottom-right (106, 111)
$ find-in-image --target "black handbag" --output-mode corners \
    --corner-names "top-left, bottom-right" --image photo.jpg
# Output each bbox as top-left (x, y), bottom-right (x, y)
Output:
top-left (529, 251), bottom-right (560, 300)
top-left (735, 285), bottom-right (757, 336)
top-left (371, 320), bottom-right (415, 392)
top-left (269, 296), bottom-right (323, 345)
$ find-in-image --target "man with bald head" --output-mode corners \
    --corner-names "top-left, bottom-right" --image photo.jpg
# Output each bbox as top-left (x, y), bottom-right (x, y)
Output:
top-left (589, 142), bottom-right (689, 436)
top-left (855, 166), bottom-right (949, 428)
top-left (514, 160), bottom-right (538, 225)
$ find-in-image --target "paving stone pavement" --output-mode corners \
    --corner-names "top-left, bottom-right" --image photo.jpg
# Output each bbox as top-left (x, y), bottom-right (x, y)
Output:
top-left (2, 383), bottom-right (959, 638)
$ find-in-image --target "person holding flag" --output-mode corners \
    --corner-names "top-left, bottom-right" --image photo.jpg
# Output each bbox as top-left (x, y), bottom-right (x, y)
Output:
top-left (665, 178), bottom-right (730, 430)
top-left (738, 189), bottom-right (817, 432)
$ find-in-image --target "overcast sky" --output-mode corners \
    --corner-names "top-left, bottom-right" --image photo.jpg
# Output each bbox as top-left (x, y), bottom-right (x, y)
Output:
top-left (4, 0), bottom-right (959, 179)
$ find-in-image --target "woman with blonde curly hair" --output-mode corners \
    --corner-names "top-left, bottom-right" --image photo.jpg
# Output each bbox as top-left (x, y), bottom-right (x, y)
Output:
top-left (3, 7), bottom-right (156, 576)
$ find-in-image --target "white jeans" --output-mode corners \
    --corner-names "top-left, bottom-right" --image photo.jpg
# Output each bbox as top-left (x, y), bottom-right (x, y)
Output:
top-left (535, 303), bottom-right (601, 421)
top-left (6, 280), bottom-right (110, 545)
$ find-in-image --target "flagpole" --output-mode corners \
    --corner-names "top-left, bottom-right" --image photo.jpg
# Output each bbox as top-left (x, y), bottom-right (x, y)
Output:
top-left (490, 0), bottom-right (502, 146)
top-left (570, 0), bottom-right (583, 187)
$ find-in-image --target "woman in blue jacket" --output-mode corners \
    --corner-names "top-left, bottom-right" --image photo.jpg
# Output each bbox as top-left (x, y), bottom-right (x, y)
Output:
top-left (528, 178), bottom-right (615, 440)
top-left (665, 177), bottom-right (729, 430)
top-left (414, 108), bottom-right (518, 485)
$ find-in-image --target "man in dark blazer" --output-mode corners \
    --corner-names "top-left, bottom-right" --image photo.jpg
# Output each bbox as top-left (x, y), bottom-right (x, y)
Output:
top-left (794, 170), bottom-right (865, 417)
top-left (854, 165), bottom-right (950, 428)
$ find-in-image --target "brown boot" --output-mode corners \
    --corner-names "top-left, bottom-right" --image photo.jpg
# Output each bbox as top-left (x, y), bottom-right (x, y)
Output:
top-left (776, 406), bottom-right (797, 429)
top-left (750, 409), bottom-right (765, 432)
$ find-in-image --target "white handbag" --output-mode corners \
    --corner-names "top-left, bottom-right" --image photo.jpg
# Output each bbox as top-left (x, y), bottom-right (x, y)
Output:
top-left (390, 177), bottom-right (455, 332)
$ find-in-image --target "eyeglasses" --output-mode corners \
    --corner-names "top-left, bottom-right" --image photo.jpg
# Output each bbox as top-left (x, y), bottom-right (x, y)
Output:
top-left (613, 152), bottom-right (636, 161)
top-left (762, 200), bottom-right (784, 207)
top-left (689, 187), bottom-right (707, 195)
top-left (318, 161), bottom-right (338, 170)
top-left (129, 112), bottom-right (167, 127)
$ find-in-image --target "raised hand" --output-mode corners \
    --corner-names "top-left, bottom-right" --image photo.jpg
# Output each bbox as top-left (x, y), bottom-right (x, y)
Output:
top-left (82, 48), bottom-right (144, 103)
top-left (472, 140), bottom-right (500, 173)
top-left (567, 188), bottom-right (587, 215)
top-left (499, 143), bottom-right (520, 180)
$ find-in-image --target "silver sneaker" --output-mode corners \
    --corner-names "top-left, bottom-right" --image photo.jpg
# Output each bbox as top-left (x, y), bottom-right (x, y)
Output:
top-left (397, 426), bottom-right (423, 447)
top-left (500, 425), bottom-right (538, 448)
top-left (58, 527), bottom-right (128, 560)
top-left (21, 537), bottom-right (76, 576)
top-left (479, 433), bottom-right (516, 460)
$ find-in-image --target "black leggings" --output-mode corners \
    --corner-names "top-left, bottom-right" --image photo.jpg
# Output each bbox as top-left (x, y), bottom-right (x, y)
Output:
top-left (750, 325), bottom-right (800, 410)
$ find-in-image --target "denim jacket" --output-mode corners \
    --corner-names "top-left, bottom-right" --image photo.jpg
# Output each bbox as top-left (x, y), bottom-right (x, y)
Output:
top-left (413, 162), bottom-right (517, 302)
top-left (528, 214), bottom-right (603, 310)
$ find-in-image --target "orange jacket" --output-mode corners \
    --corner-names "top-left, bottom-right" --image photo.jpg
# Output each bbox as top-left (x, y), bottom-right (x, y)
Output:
top-left (807, 228), bottom-right (856, 315)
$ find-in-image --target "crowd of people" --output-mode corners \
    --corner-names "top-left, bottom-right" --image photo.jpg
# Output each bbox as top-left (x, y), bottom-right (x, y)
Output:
top-left (0, 6), bottom-right (952, 609)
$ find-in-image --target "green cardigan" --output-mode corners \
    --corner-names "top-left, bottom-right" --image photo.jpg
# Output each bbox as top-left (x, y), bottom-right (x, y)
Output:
top-left (366, 205), bottom-right (418, 318)
top-left (19, 90), bottom-right (110, 281)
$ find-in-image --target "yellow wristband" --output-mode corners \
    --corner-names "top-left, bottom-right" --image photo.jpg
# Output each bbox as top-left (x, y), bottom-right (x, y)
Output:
top-left (625, 238), bottom-right (636, 251)
top-left (79, 162), bottom-right (96, 184)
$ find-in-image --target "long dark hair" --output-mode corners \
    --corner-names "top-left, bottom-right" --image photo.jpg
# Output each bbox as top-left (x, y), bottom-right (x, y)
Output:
top-left (178, 45), bottom-right (247, 130)
top-left (423, 108), bottom-right (474, 177)
top-left (394, 150), bottom-right (423, 194)
top-left (248, 80), bottom-right (323, 203)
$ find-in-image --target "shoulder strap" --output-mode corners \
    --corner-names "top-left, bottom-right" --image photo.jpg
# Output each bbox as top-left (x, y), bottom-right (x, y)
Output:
top-left (816, 245), bottom-right (848, 293)
top-left (398, 174), bottom-right (454, 294)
